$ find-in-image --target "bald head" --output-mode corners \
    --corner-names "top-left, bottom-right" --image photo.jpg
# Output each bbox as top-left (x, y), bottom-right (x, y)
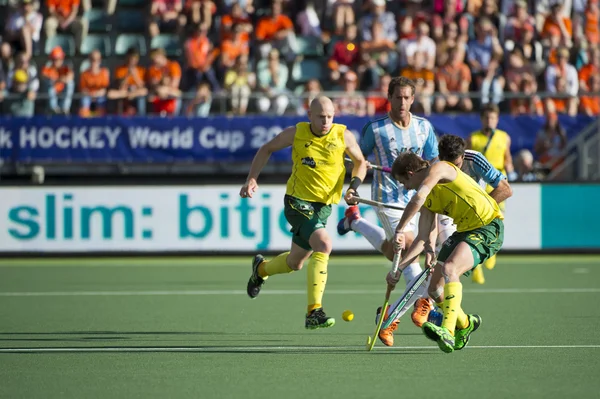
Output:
top-left (308, 96), bottom-right (335, 135)
top-left (310, 96), bottom-right (334, 114)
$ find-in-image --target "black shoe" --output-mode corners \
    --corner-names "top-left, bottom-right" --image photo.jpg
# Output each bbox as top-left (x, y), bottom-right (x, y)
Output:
top-left (305, 308), bottom-right (335, 330)
top-left (247, 254), bottom-right (265, 299)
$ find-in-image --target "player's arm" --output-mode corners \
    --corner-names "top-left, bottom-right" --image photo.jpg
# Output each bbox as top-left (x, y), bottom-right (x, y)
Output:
top-left (394, 162), bottom-right (457, 236)
top-left (387, 208), bottom-right (436, 286)
top-left (359, 122), bottom-right (375, 157)
top-left (344, 129), bottom-right (368, 203)
top-left (504, 135), bottom-right (517, 181)
top-left (471, 151), bottom-right (514, 204)
top-left (240, 126), bottom-right (295, 198)
top-left (423, 122), bottom-right (440, 163)
top-left (490, 179), bottom-right (513, 204)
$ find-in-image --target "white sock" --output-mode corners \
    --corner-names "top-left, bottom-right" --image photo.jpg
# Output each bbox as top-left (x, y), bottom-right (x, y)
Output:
top-left (403, 262), bottom-right (422, 288)
top-left (350, 218), bottom-right (386, 252)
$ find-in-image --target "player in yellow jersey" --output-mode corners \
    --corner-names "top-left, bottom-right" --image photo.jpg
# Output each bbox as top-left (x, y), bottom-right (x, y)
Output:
top-left (384, 152), bottom-right (504, 353)
top-left (466, 104), bottom-right (515, 282)
top-left (240, 96), bottom-right (367, 329)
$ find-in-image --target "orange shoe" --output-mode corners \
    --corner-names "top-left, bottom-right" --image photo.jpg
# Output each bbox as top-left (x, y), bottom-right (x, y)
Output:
top-left (411, 298), bottom-right (433, 328)
top-left (378, 319), bottom-right (400, 346)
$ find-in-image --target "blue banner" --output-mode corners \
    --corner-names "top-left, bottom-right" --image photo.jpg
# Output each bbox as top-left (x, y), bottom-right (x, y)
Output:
top-left (0, 115), bottom-right (594, 163)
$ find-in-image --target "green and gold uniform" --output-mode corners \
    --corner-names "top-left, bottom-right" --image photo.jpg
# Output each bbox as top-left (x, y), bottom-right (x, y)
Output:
top-left (284, 122), bottom-right (346, 250)
top-left (426, 162), bottom-right (504, 268)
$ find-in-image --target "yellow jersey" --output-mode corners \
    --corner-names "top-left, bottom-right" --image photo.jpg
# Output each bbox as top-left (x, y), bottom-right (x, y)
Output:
top-left (425, 162), bottom-right (504, 232)
top-left (470, 129), bottom-right (509, 176)
top-left (285, 122), bottom-right (347, 205)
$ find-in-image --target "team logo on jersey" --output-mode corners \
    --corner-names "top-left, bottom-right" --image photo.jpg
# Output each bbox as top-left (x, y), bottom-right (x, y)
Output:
top-left (326, 141), bottom-right (338, 150)
top-left (301, 157), bottom-right (317, 168)
top-left (468, 234), bottom-right (482, 242)
top-left (305, 141), bottom-right (313, 147)
top-left (427, 198), bottom-right (432, 207)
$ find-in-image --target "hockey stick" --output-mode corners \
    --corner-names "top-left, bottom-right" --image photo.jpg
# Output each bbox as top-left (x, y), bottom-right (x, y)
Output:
top-left (355, 197), bottom-right (405, 211)
top-left (345, 157), bottom-right (392, 174)
top-left (381, 266), bottom-right (433, 329)
top-left (366, 250), bottom-right (401, 351)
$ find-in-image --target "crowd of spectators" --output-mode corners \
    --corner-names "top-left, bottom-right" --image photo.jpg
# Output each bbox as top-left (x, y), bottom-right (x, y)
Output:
top-left (0, 0), bottom-right (598, 119)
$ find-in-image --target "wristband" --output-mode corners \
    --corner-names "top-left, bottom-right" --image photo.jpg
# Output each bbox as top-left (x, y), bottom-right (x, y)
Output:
top-left (349, 176), bottom-right (362, 191)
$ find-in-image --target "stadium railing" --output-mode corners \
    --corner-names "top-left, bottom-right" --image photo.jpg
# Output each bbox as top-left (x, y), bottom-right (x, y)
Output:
top-left (2, 90), bottom-right (599, 116)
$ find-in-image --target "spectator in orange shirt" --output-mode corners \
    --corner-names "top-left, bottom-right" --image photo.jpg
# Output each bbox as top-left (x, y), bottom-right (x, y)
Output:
top-left (434, 46), bottom-right (472, 112)
top-left (367, 73), bottom-right (391, 116)
top-left (107, 48), bottom-right (148, 115)
top-left (147, 48), bottom-right (182, 115)
top-left (255, 1), bottom-right (299, 63)
top-left (534, 112), bottom-right (567, 168)
top-left (41, 46), bottom-right (74, 115)
top-left (542, 3), bottom-right (573, 48)
top-left (579, 47), bottom-right (599, 92)
top-left (149, 0), bottom-right (186, 38)
top-left (79, 50), bottom-right (109, 117)
top-left (220, 23), bottom-right (250, 71)
top-left (220, 2), bottom-right (252, 43)
top-left (400, 51), bottom-right (434, 115)
top-left (184, 23), bottom-right (220, 91)
top-left (509, 74), bottom-right (543, 117)
top-left (583, 0), bottom-right (600, 46)
top-left (44, 0), bottom-right (88, 51)
top-left (328, 24), bottom-right (361, 83)
top-left (580, 74), bottom-right (600, 116)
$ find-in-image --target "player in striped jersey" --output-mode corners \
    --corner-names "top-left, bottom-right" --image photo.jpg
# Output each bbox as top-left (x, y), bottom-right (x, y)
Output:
top-left (436, 134), bottom-right (513, 285)
top-left (337, 77), bottom-right (439, 346)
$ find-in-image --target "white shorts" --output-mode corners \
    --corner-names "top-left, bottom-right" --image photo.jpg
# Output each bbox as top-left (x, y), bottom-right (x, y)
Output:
top-left (436, 214), bottom-right (457, 255)
top-left (376, 207), bottom-right (418, 240)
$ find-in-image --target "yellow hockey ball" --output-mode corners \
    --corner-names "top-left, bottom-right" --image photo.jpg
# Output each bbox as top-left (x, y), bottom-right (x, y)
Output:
top-left (342, 310), bottom-right (354, 322)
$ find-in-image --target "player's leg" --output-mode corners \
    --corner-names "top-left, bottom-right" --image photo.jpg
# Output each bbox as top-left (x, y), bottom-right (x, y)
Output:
top-left (337, 205), bottom-right (388, 252)
top-left (421, 228), bottom-right (477, 352)
top-left (247, 196), bottom-right (313, 299)
top-left (304, 203), bottom-right (336, 329)
top-left (412, 215), bottom-right (458, 327)
top-left (379, 209), bottom-right (422, 285)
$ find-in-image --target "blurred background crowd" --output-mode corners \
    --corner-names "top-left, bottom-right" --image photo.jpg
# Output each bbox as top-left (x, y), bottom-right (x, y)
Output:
top-left (0, 0), bottom-right (598, 119)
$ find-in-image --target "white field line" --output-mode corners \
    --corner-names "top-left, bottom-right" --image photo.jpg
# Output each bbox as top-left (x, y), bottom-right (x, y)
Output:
top-left (0, 288), bottom-right (599, 297)
top-left (0, 255), bottom-right (599, 267)
top-left (0, 345), bottom-right (599, 353)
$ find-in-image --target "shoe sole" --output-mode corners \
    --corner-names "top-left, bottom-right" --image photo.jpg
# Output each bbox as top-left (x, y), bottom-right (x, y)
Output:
top-left (423, 323), bottom-right (454, 353)
top-left (422, 323), bottom-right (439, 342)
top-left (305, 318), bottom-right (336, 330)
top-left (438, 338), bottom-right (455, 353)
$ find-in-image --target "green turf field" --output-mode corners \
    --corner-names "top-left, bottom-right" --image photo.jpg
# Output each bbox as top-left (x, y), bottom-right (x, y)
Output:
top-left (1, 255), bottom-right (599, 399)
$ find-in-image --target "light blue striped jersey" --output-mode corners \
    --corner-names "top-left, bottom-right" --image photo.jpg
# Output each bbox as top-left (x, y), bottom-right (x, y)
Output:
top-left (462, 149), bottom-right (505, 189)
top-left (360, 113), bottom-right (439, 205)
